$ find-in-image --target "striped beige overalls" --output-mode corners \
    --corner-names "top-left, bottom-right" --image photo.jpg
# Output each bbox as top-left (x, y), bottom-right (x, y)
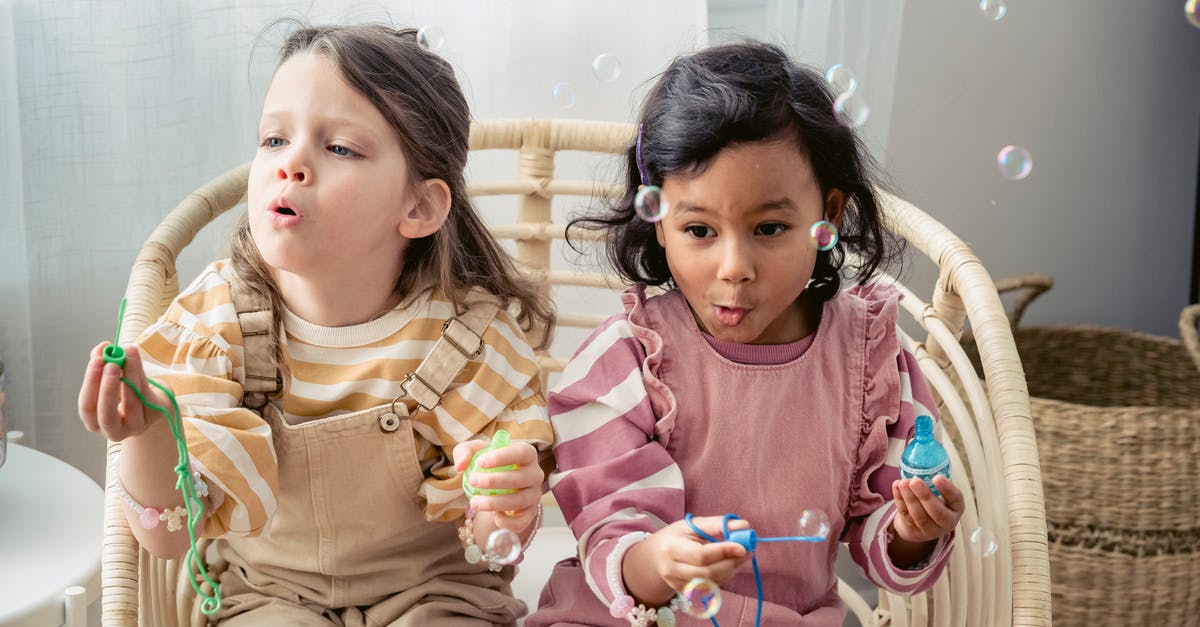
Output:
top-left (204, 279), bottom-right (525, 626)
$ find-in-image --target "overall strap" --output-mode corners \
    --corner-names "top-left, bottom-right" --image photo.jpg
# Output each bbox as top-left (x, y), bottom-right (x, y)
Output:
top-left (401, 288), bottom-right (502, 411)
top-left (228, 274), bottom-right (281, 410)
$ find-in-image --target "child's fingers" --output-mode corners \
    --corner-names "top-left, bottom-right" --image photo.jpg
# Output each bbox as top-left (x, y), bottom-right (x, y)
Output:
top-left (467, 463), bottom-right (543, 492)
top-left (468, 486), bottom-right (540, 515)
top-left (117, 347), bottom-right (148, 434)
top-left (452, 439), bottom-right (490, 472)
top-left (95, 362), bottom-right (126, 437)
top-left (932, 475), bottom-right (966, 515)
top-left (78, 343), bottom-right (109, 431)
top-left (683, 515), bottom-right (751, 542)
top-left (901, 479), bottom-right (941, 535)
top-left (475, 441), bottom-right (539, 469)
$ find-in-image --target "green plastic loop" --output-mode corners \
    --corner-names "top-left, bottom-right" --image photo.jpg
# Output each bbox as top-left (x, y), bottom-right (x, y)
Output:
top-left (461, 429), bottom-right (518, 499)
top-left (107, 297), bottom-right (221, 614)
top-left (102, 299), bottom-right (128, 368)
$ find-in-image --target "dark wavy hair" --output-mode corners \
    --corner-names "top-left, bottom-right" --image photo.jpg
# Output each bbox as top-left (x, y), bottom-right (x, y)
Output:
top-left (572, 40), bottom-right (901, 303)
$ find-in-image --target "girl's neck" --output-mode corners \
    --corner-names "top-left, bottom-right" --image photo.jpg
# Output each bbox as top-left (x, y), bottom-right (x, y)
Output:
top-left (273, 269), bottom-right (404, 327)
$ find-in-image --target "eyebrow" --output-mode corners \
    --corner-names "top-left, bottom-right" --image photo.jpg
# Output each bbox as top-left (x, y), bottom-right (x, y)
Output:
top-left (258, 111), bottom-right (374, 134)
top-left (675, 198), bottom-right (798, 215)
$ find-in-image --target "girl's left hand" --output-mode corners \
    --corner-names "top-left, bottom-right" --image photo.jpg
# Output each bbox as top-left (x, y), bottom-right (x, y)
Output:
top-left (453, 438), bottom-right (544, 531)
top-left (891, 475), bottom-right (965, 544)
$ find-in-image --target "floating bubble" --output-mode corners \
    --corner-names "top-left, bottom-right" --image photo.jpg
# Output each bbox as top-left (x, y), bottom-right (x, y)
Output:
top-left (997, 145), bottom-right (1033, 180)
top-left (833, 92), bottom-right (870, 128)
top-left (808, 221), bottom-right (839, 252)
top-left (634, 185), bottom-right (669, 222)
top-left (486, 528), bottom-right (522, 565)
top-left (824, 64), bottom-right (859, 96)
top-left (416, 25), bottom-right (446, 51)
top-left (679, 578), bottom-right (722, 619)
top-left (1187, 0), bottom-right (1200, 28)
top-left (592, 53), bottom-right (622, 82)
top-left (970, 527), bottom-right (999, 558)
top-left (552, 82), bottom-right (577, 109)
top-left (798, 509), bottom-right (832, 539)
top-left (979, 0), bottom-right (1007, 21)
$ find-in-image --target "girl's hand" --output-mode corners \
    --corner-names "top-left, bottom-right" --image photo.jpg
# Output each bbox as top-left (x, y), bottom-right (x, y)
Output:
top-left (78, 343), bottom-right (164, 442)
top-left (891, 475), bottom-right (965, 543)
top-left (625, 516), bottom-right (751, 602)
top-left (452, 437), bottom-right (544, 531)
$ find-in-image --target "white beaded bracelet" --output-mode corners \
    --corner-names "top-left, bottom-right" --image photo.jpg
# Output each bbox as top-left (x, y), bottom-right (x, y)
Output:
top-left (605, 531), bottom-right (684, 626)
top-left (458, 503), bottom-right (543, 571)
top-left (110, 452), bottom-right (209, 532)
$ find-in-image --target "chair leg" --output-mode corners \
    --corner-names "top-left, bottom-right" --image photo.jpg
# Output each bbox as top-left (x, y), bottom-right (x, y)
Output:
top-left (64, 585), bottom-right (88, 627)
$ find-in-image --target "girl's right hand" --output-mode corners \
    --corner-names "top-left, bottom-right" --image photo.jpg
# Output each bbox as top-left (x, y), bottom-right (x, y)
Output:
top-left (624, 516), bottom-right (752, 603)
top-left (78, 342), bottom-right (162, 441)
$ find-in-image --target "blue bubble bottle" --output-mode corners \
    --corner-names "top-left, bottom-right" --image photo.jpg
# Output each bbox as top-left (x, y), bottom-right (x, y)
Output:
top-left (899, 415), bottom-right (950, 497)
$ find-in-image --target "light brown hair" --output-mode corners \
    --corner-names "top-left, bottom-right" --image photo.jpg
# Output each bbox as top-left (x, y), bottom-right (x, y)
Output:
top-left (231, 23), bottom-right (554, 379)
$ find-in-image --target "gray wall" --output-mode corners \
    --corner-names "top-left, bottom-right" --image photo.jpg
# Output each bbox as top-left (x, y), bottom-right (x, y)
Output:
top-left (710, 0), bottom-right (1200, 337)
top-left (887, 1), bottom-right (1199, 337)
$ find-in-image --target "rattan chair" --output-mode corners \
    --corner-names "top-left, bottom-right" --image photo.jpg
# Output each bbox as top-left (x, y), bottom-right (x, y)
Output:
top-left (101, 118), bottom-right (1051, 626)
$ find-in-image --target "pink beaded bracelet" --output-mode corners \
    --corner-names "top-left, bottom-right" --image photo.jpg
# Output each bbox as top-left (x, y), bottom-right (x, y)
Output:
top-left (110, 451), bottom-right (209, 532)
top-left (604, 531), bottom-right (685, 626)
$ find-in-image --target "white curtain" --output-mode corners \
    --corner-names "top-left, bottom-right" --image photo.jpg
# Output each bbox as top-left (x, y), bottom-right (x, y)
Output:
top-left (0, 0), bottom-right (707, 480)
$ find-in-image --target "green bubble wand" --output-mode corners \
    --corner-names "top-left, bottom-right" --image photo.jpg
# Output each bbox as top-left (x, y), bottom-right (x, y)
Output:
top-left (103, 298), bottom-right (221, 615)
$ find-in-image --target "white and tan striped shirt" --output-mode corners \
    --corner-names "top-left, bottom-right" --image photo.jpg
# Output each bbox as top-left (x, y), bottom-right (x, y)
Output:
top-left (136, 260), bottom-right (552, 537)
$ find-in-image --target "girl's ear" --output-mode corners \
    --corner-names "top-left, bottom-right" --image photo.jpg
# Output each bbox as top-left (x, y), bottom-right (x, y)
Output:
top-left (398, 178), bottom-right (452, 239)
top-left (654, 221), bottom-right (666, 248)
top-left (824, 189), bottom-right (848, 228)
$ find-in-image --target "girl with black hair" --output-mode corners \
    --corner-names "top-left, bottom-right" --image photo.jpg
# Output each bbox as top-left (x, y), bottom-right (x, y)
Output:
top-left (529, 41), bottom-right (963, 626)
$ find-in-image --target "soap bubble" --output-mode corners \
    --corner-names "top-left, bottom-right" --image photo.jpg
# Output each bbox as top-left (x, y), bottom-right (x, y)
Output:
top-left (808, 221), bottom-right (839, 252)
top-left (486, 528), bottom-right (522, 564)
top-left (798, 509), bottom-right (831, 539)
top-left (552, 82), bottom-right (577, 109)
top-left (970, 527), bottom-right (999, 558)
top-left (634, 185), bottom-right (669, 222)
top-left (592, 53), bottom-right (622, 82)
top-left (979, 0), bottom-right (1007, 21)
top-left (416, 25), bottom-right (446, 51)
top-left (824, 64), bottom-right (859, 96)
top-left (679, 578), bottom-right (722, 618)
top-left (833, 92), bottom-right (870, 128)
top-left (1187, 0), bottom-right (1200, 28)
top-left (997, 145), bottom-right (1033, 180)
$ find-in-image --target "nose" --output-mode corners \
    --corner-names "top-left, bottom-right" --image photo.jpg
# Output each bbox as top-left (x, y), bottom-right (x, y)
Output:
top-left (716, 236), bottom-right (755, 284)
top-left (276, 151), bottom-right (311, 184)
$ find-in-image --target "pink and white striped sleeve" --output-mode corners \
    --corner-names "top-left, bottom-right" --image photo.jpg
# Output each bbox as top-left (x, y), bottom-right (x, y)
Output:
top-left (548, 314), bottom-right (685, 606)
top-left (843, 345), bottom-right (955, 595)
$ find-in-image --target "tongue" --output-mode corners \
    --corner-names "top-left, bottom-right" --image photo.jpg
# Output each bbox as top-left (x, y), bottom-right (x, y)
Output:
top-left (716, 307), bottom-right (745, 326)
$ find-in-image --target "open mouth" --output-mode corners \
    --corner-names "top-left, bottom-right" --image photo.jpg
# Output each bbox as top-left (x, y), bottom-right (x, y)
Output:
top-left (275, 206), bottom-right (297, 216)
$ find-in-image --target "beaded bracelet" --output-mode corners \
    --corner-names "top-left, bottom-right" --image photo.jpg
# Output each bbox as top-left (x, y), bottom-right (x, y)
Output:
top-left (605, 531), bottom-right (685, 626)
top-left (458, 503), bottom-right (543, 571)
top-left (110, 451), bottom-right (209, 532)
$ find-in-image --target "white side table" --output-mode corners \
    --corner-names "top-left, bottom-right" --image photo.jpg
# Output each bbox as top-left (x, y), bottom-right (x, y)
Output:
top-left (0, 443), bottom-right (103, 626)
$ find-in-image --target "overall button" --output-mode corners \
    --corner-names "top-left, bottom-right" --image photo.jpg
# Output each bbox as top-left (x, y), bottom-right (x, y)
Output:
top-left (379, 413), bottom-right (401, 432)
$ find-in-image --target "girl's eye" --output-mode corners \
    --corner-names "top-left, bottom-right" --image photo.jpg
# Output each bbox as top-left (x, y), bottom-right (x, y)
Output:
top-left (261, 137), bottom-right (286, 148)
top-left (684, 225), bottom-right (714, 239)
top-left (756, 223), bottom-right (789, 236)
top-left (328, 144), bottom-right (357, 157)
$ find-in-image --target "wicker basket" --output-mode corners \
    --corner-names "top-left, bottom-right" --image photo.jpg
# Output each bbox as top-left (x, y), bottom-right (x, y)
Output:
top-left (963, 274), bottom-right (1200, 626)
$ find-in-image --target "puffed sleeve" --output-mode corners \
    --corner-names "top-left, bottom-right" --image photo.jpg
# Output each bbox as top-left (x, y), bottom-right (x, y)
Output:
top-left (840, 284), bottom-right (954, 595)
top-left (137, 264), bottom-right (278, 537)
top-left (549, 286), bottom-right (687, 608)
